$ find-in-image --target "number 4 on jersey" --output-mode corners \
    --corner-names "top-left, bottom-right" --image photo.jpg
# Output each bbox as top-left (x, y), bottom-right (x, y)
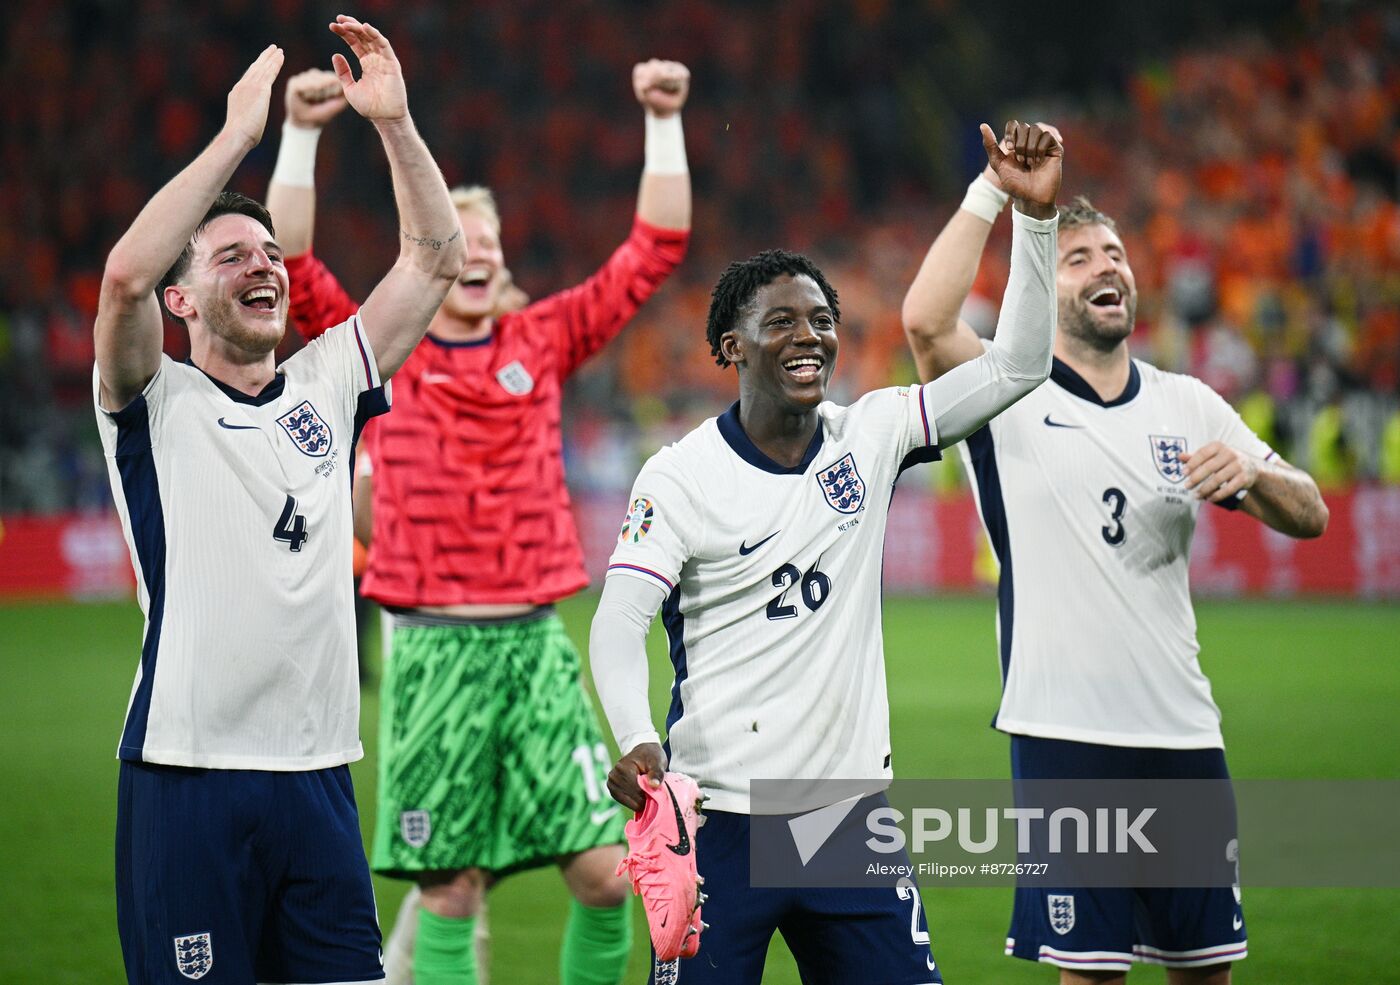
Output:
top-left (273, 494), bottom-right (309, 552)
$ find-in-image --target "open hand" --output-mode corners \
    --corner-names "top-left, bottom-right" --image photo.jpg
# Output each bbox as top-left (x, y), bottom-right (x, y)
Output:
top-left (980, 120), bottom-right (1062, 217)
top-left (634, 60), bottom-right (690, 117)
top-left (329, 16), bottom-right (407, 122)
top-left (607, 742), bottom-right (667, 814)
top-left (285, 67), bottom-right (348, 129)
top-left (225, 45), bottom-right (285, 148)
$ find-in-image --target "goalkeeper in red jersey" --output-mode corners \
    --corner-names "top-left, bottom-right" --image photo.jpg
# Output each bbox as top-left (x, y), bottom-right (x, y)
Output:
top-left (267, 59), bottom-right (692, 985)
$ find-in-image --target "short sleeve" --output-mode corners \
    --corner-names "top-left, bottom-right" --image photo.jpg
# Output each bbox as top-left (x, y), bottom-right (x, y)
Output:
top-left (293, 313), bottom-right (390, 422)
top-left (93, 356), bottom-right (171, 456)
top-left (605, 452), bottom-right (702, 595)
top-left (1205, 387), bottom-right (1274, 462)
top-left (888, 385), bottom-right (943, 473)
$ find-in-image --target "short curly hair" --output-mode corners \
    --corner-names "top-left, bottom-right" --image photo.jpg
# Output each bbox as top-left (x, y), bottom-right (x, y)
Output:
top-left (1057, 195), bottom-right (1118, 234)
top-left (705, 249), bottom-right (840, 368)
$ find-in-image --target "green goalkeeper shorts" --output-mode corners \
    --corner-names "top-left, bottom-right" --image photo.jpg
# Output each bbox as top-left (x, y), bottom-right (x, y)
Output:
top-left (370, 607), bottom-right (625, 879)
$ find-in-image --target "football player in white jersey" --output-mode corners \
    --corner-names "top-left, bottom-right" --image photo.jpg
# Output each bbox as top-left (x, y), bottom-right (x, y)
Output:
top-left (93, 20), bottom-right (464, 985)
top-left (589, 121), bottom-right (1062, 984)
top-left (902, 126), bottom-right (1327, 985)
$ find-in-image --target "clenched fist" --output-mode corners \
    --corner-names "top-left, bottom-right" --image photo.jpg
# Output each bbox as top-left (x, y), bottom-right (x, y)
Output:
top-left (634, 60), bottom-right (690, 117)
top-left (980, 120), bottom-right (1063, 219)
top-left (285, 68), bottom-right (348, 130)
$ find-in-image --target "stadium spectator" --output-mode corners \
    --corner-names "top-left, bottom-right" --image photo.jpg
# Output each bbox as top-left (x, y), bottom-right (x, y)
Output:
top-left (3, 2), bottom-right (1397, 508)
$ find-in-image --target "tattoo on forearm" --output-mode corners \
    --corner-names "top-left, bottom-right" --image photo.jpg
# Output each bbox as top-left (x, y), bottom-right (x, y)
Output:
top-left (401, 228), bottom-right (461, 251)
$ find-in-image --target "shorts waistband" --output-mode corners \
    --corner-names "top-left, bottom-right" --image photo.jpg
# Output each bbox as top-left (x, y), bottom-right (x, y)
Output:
top-left (386, 604), bottom-right (557, 629)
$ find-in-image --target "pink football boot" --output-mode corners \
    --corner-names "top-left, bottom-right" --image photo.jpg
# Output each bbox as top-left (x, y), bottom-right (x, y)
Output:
top-left (615, 771), bottom-right (709, 961)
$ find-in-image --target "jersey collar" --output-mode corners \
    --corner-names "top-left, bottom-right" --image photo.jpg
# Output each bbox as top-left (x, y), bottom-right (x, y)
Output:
top-left (427, 331), bottom-right (493, 349)
top-left (1050, 356), bottom-right (1141, 408)
top-left (185, 358), bottom-right (286, 406)
top-left (717, 401), bottom-right (826, 475)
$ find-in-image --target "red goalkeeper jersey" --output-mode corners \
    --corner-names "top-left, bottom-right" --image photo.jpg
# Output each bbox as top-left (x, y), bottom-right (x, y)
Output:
top-left (287, 217), bottom-right (688, 607)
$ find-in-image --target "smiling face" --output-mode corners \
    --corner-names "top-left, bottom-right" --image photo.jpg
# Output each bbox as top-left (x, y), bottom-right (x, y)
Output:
top-left (1056, 222), bottom-right (1138, 355)
top-left (722, 273), bottom-right (839, 411)
top-left (164, 212), bottom-right (289, 356)
top-left (439, 208), bottom-right (506, 322)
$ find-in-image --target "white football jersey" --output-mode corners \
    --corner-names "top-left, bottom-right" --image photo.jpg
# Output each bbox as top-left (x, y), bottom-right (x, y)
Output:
top-left (606, 389), bottom-right (940, 814)
top-left (94, 315), bottom-right (388, 770)
top-left (959, 355), bottom-right (1274, 750)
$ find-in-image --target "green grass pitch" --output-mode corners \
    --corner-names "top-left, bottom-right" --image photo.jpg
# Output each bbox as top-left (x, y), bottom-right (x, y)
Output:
top-left (1, 595), bottom-right (1396, 983)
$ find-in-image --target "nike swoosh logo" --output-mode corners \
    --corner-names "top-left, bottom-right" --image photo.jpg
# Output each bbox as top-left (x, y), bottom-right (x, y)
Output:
top-left (217, 418), bottom-right (259, 431)
top-left (664, 782), bottom-right (691, 856)
top-left (590, 806), bottom-right (620, 826)
top-left (421, 372), bottom-right (455, 384)
top-left (1043, 414), bottom-right (1084, 429)
top-left (1233, 914), bottom-right (1243, 930)
top-left (739, 531), bottom-right (780, 556)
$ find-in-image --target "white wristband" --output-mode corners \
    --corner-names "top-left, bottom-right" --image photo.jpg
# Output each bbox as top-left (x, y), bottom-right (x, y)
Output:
top-left (644, 112), bottom-right (688, 175)
top-left (270, 122), bottom-right (321, 189)
top-left (960, 173), bottom-right (1010, 224)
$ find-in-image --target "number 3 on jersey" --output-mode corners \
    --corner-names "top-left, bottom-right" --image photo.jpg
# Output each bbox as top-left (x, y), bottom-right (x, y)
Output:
top-left (1101, 487), bottom-right (1127, 547)
top-left (273, 494), bottom-right (309, 552)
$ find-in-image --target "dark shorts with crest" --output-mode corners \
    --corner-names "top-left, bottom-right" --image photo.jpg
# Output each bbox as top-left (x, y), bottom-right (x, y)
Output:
top-left (651, 794), bottom-right (942, 985)
top-left (1006, 735), bottom-right (1248, 972)
top-left (115, 761), bottom-right (384, 985)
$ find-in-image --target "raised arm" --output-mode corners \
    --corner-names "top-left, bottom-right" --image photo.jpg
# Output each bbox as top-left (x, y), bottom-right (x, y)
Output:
top-left (266, 68), bottom-right (348, 258)
top-left (902, 122), bottom-right (1065, 384)
top-left (633, 59), bottom-right (691, 232)
top-left (917, 121), bottom-right (1063, 446)
top-left (95, 46), bottom-right (284, 409)
top-left (325, 17), bottom-right (463, 380)
top-left (266, 68), bottom-right (359, 340)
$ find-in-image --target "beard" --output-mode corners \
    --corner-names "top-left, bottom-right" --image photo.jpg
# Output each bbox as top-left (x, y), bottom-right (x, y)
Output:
top-left (1059, 291), bottom-right (1137, 354)
top-left (201, 292), bottom-right (286, 356)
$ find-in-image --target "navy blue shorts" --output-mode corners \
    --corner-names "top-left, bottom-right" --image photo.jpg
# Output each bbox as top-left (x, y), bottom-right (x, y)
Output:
top-left (651, 795), bottom-right (941, 985)
top-left (1006, 735), bottom-right (1247, 972)
top-left (116, 762), bottom-right (384, 984)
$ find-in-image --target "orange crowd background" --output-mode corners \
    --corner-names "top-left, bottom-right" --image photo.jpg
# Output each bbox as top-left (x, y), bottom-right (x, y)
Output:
top-left (2, 0), bottom-right (1396, 510)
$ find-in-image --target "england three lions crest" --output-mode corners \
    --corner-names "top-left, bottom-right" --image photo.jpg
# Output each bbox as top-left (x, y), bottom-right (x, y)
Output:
top-left (817, 453), bottom-right (865, 514)
top-left (173, 932), bottom-right (213, 979)
top-left (1047, 894), bottom-right (1075, 935)
top-left (277, 400), bottom-right (333, 458)
top-left (401, 809), bottom-right (432, 848)
top-left (496, 360), bottom-right (534, 396)
top-left (1150, 434), bottom-right (1188, 484)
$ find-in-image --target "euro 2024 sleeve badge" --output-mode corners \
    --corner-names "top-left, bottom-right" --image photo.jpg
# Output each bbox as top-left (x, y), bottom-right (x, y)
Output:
top-left (620, 497), bottom-right (655, 544)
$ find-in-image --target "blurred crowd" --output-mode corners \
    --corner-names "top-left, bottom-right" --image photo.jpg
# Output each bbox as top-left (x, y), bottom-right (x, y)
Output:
top-left (1, 0), bottom-right (1397, 511)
